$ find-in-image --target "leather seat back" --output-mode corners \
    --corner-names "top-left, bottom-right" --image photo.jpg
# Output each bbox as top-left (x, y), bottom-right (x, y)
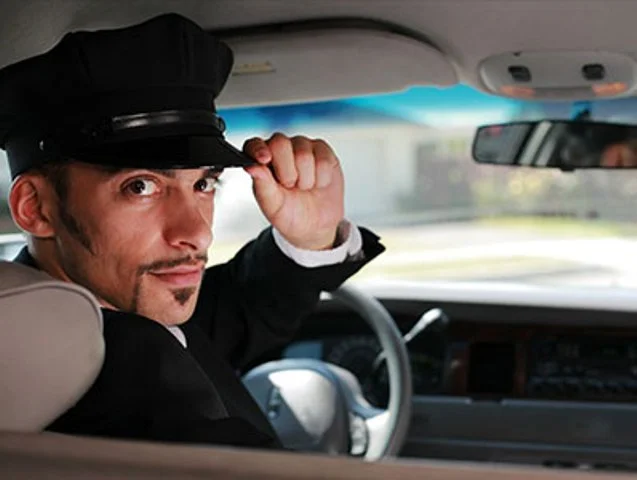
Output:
top-left (0, 261), bottom-right (104, 431)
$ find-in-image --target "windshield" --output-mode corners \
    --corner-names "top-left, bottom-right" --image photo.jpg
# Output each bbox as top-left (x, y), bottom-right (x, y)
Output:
top-left (3, 84), bottom-right (637, 289)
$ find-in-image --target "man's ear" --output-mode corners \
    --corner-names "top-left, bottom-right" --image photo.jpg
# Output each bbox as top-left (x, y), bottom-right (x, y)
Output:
top-left (9, 174), bottom-right (56, 238)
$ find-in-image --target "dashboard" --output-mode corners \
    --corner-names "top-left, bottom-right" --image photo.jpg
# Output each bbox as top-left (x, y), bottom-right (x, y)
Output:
top-left (284, 320), bottom-right (637, 407)
top-left (268, 281), bottom-right (637, 471)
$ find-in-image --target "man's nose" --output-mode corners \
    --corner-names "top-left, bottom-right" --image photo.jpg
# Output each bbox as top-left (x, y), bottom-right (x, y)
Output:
top-left (163, 195), bottom-right (213, 253)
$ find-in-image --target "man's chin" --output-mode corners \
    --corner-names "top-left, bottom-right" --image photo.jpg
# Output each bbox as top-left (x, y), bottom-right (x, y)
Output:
top-left (170, 287), bottom-right (198, 307)
top-left (135, 281), bottom-right (200, 325)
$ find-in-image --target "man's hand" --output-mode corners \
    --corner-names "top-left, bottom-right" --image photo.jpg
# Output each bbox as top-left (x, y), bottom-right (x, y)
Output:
top-left (243, 133), bottom-right (345, 251)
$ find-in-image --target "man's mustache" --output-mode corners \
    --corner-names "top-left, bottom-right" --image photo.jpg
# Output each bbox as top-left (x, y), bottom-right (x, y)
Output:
top-left (137, 254), bottom-right (209, 275)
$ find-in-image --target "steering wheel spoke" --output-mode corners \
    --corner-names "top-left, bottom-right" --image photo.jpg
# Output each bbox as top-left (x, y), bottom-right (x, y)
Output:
top-left (332, 371), bottom-right (392, 459)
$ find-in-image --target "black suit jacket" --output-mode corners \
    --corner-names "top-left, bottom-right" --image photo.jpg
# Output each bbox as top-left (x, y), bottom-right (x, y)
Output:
top-left (15, 227), bottom-right (384, 449)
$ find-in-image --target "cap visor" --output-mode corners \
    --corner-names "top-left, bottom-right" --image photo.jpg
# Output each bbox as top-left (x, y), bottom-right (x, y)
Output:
top-left (62, 134), bottom-right (257, 170)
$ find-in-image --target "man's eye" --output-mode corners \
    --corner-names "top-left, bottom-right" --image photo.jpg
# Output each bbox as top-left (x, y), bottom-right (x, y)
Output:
top-left (124, 179), bottom-right (158, 196)
top-left (195, 177), bottom-right (219, 193)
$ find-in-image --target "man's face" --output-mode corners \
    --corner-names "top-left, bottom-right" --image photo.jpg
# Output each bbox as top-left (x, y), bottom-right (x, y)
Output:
top-left (44, 163), bottom-right (220, 325)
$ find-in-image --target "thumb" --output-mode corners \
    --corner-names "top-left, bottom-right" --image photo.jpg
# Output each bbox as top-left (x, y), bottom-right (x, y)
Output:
top-left (245, 165), bottom-right (284, 219)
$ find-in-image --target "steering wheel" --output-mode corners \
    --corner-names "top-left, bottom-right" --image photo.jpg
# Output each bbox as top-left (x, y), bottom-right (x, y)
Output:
top-left (242, 284), bottom-right (412, 461)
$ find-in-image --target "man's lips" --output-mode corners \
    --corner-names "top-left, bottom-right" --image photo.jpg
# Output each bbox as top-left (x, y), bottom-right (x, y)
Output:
top-left (149, 266), bottom-right (204, 287)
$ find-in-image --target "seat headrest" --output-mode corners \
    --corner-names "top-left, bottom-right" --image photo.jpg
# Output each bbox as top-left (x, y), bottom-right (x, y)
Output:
top-left (0, 261), bottom-right (104, 431)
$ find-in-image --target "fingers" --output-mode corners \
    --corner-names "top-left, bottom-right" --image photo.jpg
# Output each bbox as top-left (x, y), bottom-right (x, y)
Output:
top-left (313, 140), bottom-right (339, 188)
top-left (244, 133), bottom-right (297, 188)
top-left (243, 134), bottom-right (338, 190)
top-left (292, 136), bottom-right (315, 191)
top-left (269, 134), bottom-right (299, 188)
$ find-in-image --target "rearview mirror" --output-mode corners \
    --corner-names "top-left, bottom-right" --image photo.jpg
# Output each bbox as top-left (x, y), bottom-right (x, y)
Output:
top-left (472, 120), bottom-right (637, 170)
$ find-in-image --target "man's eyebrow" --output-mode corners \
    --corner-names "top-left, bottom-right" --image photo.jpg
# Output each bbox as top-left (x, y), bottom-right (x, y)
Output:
top-left (201, 167), bottom-right (224, 178)
top-left (145, 168), bottom-right (224, 179)
top-left (98, 167), bottom-right (224, 179)
top-left (128, 168), bottom-right (224, 179)
top-left (94, 166), bottom-right (174, 178)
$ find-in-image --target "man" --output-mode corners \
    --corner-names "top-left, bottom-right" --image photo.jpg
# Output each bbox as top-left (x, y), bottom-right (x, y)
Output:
top-left (0, 14), bottom-right (384, 449)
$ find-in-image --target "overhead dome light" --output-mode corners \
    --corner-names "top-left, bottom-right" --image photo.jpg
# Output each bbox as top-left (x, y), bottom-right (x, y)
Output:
top-left (479, 51), bottom-right (637, 100)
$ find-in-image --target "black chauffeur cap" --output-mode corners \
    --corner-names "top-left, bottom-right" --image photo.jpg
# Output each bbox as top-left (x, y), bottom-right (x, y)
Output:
top-left (0, 13), bottom-right (255, 179)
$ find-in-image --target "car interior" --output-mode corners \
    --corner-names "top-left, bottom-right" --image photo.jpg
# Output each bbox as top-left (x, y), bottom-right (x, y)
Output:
top-left (4, 0), bottom-right (637, 478)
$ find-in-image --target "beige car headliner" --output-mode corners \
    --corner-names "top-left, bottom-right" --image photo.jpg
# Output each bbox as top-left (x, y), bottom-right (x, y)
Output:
top-left (1, 0), bottom-right (635, 106)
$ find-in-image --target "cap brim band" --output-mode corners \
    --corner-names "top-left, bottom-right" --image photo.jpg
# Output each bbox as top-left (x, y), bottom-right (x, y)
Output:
top-left (40, 109), bottom-right (257, 169)
top-left (7, 109), bottom-right (258, 178)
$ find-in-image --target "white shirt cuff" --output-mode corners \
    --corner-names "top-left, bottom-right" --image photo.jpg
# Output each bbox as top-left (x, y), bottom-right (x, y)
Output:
top-left (272, 220), bottom-right (364, 268)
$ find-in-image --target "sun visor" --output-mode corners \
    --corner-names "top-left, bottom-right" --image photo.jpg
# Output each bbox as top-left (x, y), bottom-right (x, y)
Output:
top-left (479, 51), bottom-right (637, 101)
top-left (217, 28), bottom-right (457, 107)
